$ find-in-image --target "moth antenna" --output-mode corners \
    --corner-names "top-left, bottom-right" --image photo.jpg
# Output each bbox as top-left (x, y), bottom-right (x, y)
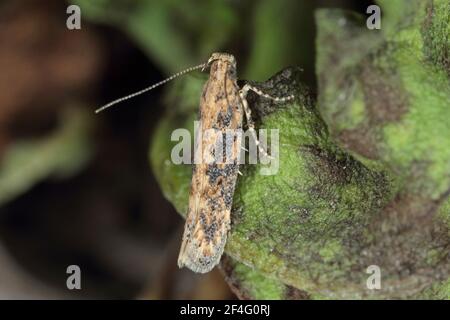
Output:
top-left (95, 63), bottom-right (207, 114)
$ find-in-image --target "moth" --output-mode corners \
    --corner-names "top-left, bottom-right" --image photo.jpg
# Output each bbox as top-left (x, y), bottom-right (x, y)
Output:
top-left (96, 52), bottom-right (294, 273)
top-left (177, 53), bottom-right (242, 273)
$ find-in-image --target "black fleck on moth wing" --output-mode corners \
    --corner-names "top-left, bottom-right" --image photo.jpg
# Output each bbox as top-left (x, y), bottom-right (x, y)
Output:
top-left (177, 54), bottom-right (243, 273)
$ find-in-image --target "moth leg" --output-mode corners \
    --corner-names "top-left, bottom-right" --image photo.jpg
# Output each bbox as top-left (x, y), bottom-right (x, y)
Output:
top-left (240, 84), bottom-right (294, 158)
top-left (241, 84), bottom-right (295, 103)
top-left (239, 85), bottom-right (273, 159)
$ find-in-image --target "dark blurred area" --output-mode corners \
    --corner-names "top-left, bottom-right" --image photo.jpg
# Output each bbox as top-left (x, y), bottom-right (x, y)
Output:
top-left (0, 0), bottom-right (372, 299)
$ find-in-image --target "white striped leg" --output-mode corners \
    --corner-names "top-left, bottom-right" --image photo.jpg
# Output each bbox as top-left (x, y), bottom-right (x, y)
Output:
top-left (241, 84), bottom-right (295, 103)
top-left (239, 84), bottom-right (294, 159)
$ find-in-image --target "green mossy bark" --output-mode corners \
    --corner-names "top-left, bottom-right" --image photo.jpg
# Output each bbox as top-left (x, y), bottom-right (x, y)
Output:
top-left (219, 255), bottom-right (309, 300)
top-left (313, 0), bottom-right (450, 298)
top-left (150, 0), bottom-right (449, 299)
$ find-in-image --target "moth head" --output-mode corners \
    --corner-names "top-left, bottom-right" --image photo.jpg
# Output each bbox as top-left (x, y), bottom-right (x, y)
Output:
top-left (204, 52), bottom-right (236, 71)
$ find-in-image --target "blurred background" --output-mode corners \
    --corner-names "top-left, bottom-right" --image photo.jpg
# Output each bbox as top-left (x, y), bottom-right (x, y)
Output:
top-left (0, 0), bottom-right (372, 299)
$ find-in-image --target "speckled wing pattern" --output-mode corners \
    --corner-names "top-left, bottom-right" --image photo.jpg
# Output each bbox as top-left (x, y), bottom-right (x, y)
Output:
top-left (177, 54), bottom-right (243, 273)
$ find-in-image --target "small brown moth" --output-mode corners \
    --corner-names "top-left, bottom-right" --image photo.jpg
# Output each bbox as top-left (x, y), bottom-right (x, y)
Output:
top-left (177, 53), bottom-right (243, 273)
top-left (96, 52), bottom-right (294, 273)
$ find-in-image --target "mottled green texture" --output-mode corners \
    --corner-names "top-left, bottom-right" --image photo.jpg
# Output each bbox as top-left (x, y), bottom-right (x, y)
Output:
top-left (150, 0), bottom-right (449, 299)
top-left (421, 0), bottom-right (450, 74)
top-left (220, 255), bottom-right (310, 300)
top-left (230, 265), bottom-right (284, 300)
top-left (416, 279), bottom-right (450, 300)
top-left (314, 0), bottom-right (449, 298)
top-left (316, 1), bottom-right (450, 197)
top-left (0, 108), bottom-right (93, 205)
top-left (219, 256), bottom-right (287, 300)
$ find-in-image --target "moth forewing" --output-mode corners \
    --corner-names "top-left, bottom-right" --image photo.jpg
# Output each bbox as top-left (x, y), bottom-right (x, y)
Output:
top-left (177, 53), bottom-right (243, 273)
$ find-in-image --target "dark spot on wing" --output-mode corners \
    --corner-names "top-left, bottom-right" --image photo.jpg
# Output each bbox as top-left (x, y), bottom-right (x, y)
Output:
top-left (206, 163), bottom-right (238, 184)
top-left (207, 196), bottom-right (222, 211)
top-left (216, 105), bottom-right (233, 127)
top-left (203, 218), bottom-right (218, 244)
top-left (222, 186), bottom-right (234, 209)
top-left (214, 91), bottom-right (226, 103)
